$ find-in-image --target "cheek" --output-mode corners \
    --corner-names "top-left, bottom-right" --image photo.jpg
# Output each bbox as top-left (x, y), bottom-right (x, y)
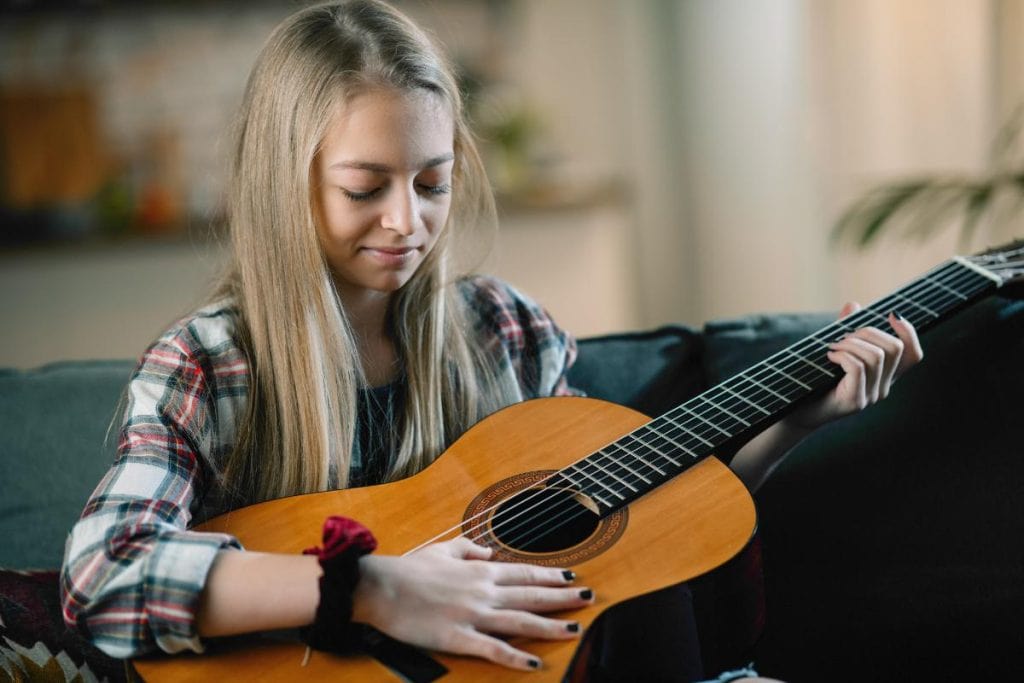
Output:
top-left (423, 198), bottom-right (453, 233)
top-left (319, 191), bottom-right (369, 236)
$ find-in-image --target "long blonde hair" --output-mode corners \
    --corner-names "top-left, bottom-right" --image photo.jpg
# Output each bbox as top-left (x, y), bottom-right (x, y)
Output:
top-left (215, 0), bottom-right (505, 504)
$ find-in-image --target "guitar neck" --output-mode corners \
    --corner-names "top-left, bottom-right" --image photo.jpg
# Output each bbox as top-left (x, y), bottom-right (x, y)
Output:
top-left (556, 258), bottom-right (1002, 516)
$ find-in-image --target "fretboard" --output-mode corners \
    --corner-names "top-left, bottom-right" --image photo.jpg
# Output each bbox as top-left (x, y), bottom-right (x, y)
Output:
top-left (555, 258), bottom-right (1002, 516)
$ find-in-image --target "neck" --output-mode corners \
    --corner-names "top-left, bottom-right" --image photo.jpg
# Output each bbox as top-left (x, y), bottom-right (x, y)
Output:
top-left (336, 284), bottom-right (392, 341)
top-left (336, 283), bottom-right (399, 387)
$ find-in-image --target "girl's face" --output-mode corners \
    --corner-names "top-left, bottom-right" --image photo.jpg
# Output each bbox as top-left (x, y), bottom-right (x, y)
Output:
top-left (314, 87), bottom-right (455, 302)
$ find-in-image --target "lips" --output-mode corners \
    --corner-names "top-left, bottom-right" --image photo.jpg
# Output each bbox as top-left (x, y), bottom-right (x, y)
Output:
top-left (360, 245), bottom-right (420, 267)
top-left (363, 246), bottom-right (417, 255)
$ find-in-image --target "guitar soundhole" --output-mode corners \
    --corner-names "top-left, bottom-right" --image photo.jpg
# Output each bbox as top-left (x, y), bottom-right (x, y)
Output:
top-left (491, 487), bottom-right (598, 553)
top-left (463, 470), bottom-right (628, 566)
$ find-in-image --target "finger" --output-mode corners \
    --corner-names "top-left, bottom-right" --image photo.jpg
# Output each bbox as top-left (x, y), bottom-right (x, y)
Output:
top-left (450, 628), bottom-right (544, 672)
top-left (475, 609), bottom-right (582, 641)
top-left (829, 336), bottom-right (884, 402)
top-left (445, 537), bottom-right (494, 561)
top-left (489, 561), bottom-right (579, 587)
top-left (825, 347), bottom-right (867, 411)
top-left (838, 301), bottom-right (862, 319)
top-left (491, 585), bottom-right (595, 613)
top-left (888, 312), bottom-right (924, 374)
top-left (844, 327), bottom-right (904, 397)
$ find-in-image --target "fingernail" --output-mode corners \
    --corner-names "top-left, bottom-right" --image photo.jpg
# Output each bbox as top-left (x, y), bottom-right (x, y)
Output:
top-left (566, 622), bottom-right (580, 633)
top-left (891, 310), bottom-right (904, 321)
top-left (528, 658), bottom-right (541, 669)
top-left (562, 570), bottom-right (576, 582)
top-left (579, 589), bottom-right (593, 600)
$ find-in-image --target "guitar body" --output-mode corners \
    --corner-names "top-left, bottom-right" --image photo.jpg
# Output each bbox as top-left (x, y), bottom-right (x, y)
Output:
top-left (133, 396), bottom-right (757, 682)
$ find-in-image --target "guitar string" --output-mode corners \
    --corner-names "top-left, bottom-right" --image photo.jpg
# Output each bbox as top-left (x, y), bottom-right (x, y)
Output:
top-left (405, 261), bottom-right (997, 556)
top-left (446, 264), bottom-right (990, 555)
top-left (465, 263), bottom-right (996, 554)
top-left (484, 265), bottom-right (997, 554)
top-left (479, 267), bottom-right (999, 555)
top-left (481, 264), bottom-right (997, 553)
top-left (482, 264), bottom-right (997, 553)
top-left (561, 264), bottom-right (996, 504)
top-left (427, 262), bottom-right (994, 555)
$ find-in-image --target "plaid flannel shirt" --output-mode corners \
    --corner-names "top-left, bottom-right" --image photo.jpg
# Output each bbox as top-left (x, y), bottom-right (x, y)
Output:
top-left (60, 275), bottom-right (579, 658)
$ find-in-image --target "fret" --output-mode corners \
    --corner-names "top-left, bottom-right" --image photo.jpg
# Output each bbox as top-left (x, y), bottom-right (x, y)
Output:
top-left (564, 464), bottom-right (621, 506)
top-left (699, 393), bottom-right (751, 427)
top-left (615, 437), bottom-right (668, 474)
top-left (922, 274), bottom-right (968, 301)
top-left (645, 418), bottom-right (704, 457)
top-left (675, 404), bottom-right (731, 438)
top-left (784, 348), bottom-right (835, 377)
top-left (764, 359), bottom-right (813, 390)
top-left (557, 473), bottom-right (610, 509)
top-left (599, 445), bottom-right (653, 484)
top-left (626, 428), bottom-right (682, 469)
top-left (738, 370), bottom-right (797, 404)
top-left (723, 384), bottom-right (782, 418)
top-left (856, 309), bottom-right (890, 326)
top-left (715, 383), bottom-right (770, 416)
top-left (555, 470), bottom-right (612, 509)
top-left (894, 292), bottom-right (938, 318)
top-left (585, 457), bottom-right (640, 495)
top-left (664, 409), bottom-right (719, 445)
top-left (753, 365), bottom-right (809, 400)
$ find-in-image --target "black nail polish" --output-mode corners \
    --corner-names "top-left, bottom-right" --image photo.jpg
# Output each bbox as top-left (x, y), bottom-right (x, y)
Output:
top-left (892, 310), bottom-right (904, 321)
top-left (562, 570), bottom-right (576, 581)
top-left (528, 658), bottom-right (541, 669)
top-left (579, 589), bottom-right (593, 600)
top-left (567, 622), bottom-right (580, 633)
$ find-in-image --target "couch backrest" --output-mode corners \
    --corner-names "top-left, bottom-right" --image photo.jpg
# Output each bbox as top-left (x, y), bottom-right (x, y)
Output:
top-left (0, 312), bottom-right (836, 570)
top-left (0, 360), bottom-right (134, 569)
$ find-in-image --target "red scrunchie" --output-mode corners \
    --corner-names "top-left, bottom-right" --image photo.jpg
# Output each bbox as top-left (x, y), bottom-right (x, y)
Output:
top-left (302, 516), bottom-right (378, 561)
top-left (300, 516), bottom-right (377, 654)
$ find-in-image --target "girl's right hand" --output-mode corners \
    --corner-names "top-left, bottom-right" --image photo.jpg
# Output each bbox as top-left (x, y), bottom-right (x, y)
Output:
top-left (351, 537), bottom-right (593, 671)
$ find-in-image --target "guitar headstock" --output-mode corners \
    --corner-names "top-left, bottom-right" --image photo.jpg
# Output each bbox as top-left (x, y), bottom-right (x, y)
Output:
top-left (967, 239), bottom-right (1024, 295)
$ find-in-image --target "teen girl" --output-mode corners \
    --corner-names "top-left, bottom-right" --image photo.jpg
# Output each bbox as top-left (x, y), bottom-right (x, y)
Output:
top-left (60, 1), bottom-right (922, 679)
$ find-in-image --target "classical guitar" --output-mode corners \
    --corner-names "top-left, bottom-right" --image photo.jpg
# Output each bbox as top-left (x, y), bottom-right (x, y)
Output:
top-left (133, 242), bottom-right (1024, 682)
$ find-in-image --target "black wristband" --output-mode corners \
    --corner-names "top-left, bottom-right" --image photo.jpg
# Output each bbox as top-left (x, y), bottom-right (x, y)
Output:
top-left (299, 516), bottom-right (377, 654)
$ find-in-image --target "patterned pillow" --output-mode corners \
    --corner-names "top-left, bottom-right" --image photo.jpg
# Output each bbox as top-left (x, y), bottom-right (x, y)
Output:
top-left (0, 569), bottom-right (125, 683)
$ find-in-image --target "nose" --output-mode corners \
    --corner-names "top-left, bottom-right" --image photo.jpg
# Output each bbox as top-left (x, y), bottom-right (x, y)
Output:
top-left (380, 184), bottom-right (419, 236)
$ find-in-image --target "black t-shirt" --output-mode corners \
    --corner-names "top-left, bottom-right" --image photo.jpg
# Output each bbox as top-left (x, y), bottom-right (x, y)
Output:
top-left (350, 379), bottom-right (405, 487)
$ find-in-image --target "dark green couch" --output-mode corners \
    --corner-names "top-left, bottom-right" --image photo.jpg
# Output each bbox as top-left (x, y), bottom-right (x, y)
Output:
top-left (1, 295), bottom-right (1021, 682)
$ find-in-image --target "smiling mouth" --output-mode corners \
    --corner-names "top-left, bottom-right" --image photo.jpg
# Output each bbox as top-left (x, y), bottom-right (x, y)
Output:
top-left (360, 246), bottom-right (421, 267)
top-left (364, 246), bottom-right (417, 254)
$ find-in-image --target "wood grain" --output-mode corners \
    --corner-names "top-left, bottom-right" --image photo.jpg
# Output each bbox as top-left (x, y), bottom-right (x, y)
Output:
top-left (133, 396), bottom-right (756, 682)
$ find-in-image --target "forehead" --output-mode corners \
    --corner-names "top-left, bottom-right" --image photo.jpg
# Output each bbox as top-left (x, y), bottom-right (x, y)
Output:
top-left (320, 88), bottom-right (454, 167)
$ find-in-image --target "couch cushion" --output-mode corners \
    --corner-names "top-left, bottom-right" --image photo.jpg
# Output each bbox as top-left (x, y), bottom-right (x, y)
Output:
top-left (0, 360), bottom-right (134, 569)
top-left (700, 311), bottom-right (835, 385)
top-left (570, 324), bottom-right (706, 417)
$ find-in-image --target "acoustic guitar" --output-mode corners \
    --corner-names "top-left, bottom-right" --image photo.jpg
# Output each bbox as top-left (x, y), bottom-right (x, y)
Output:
top-left (133, 241), bottom-right (1024, 682)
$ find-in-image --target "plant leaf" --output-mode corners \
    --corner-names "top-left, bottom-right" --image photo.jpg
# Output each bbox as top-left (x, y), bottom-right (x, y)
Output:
top-left (833, 180), bottom-right (931, 247)
top-left (959, 182), bottom-right (993, 249)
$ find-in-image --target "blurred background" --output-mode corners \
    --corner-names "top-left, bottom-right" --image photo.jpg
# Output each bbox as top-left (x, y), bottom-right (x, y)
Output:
top-left (1, 0), bottom-right (1022, 368)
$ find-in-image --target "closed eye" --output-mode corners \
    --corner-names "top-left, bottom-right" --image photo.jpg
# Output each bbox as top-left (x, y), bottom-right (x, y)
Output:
top-left (419, 183), bottom-right (451, 197)
top-left (342, 187), bottom-right (382, 202)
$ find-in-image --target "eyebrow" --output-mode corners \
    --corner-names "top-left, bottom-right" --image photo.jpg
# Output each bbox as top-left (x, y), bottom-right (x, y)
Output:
top-left (329, 153), bottom-right (455, 173)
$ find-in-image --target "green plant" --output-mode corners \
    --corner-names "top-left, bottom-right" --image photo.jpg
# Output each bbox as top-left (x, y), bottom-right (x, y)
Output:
top-left (833, 107), bottom-right (1024, 248)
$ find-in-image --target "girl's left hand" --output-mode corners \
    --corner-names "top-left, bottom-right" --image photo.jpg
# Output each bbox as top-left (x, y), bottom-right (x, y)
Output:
top-left (785, 302), bottom-right (924, 431)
